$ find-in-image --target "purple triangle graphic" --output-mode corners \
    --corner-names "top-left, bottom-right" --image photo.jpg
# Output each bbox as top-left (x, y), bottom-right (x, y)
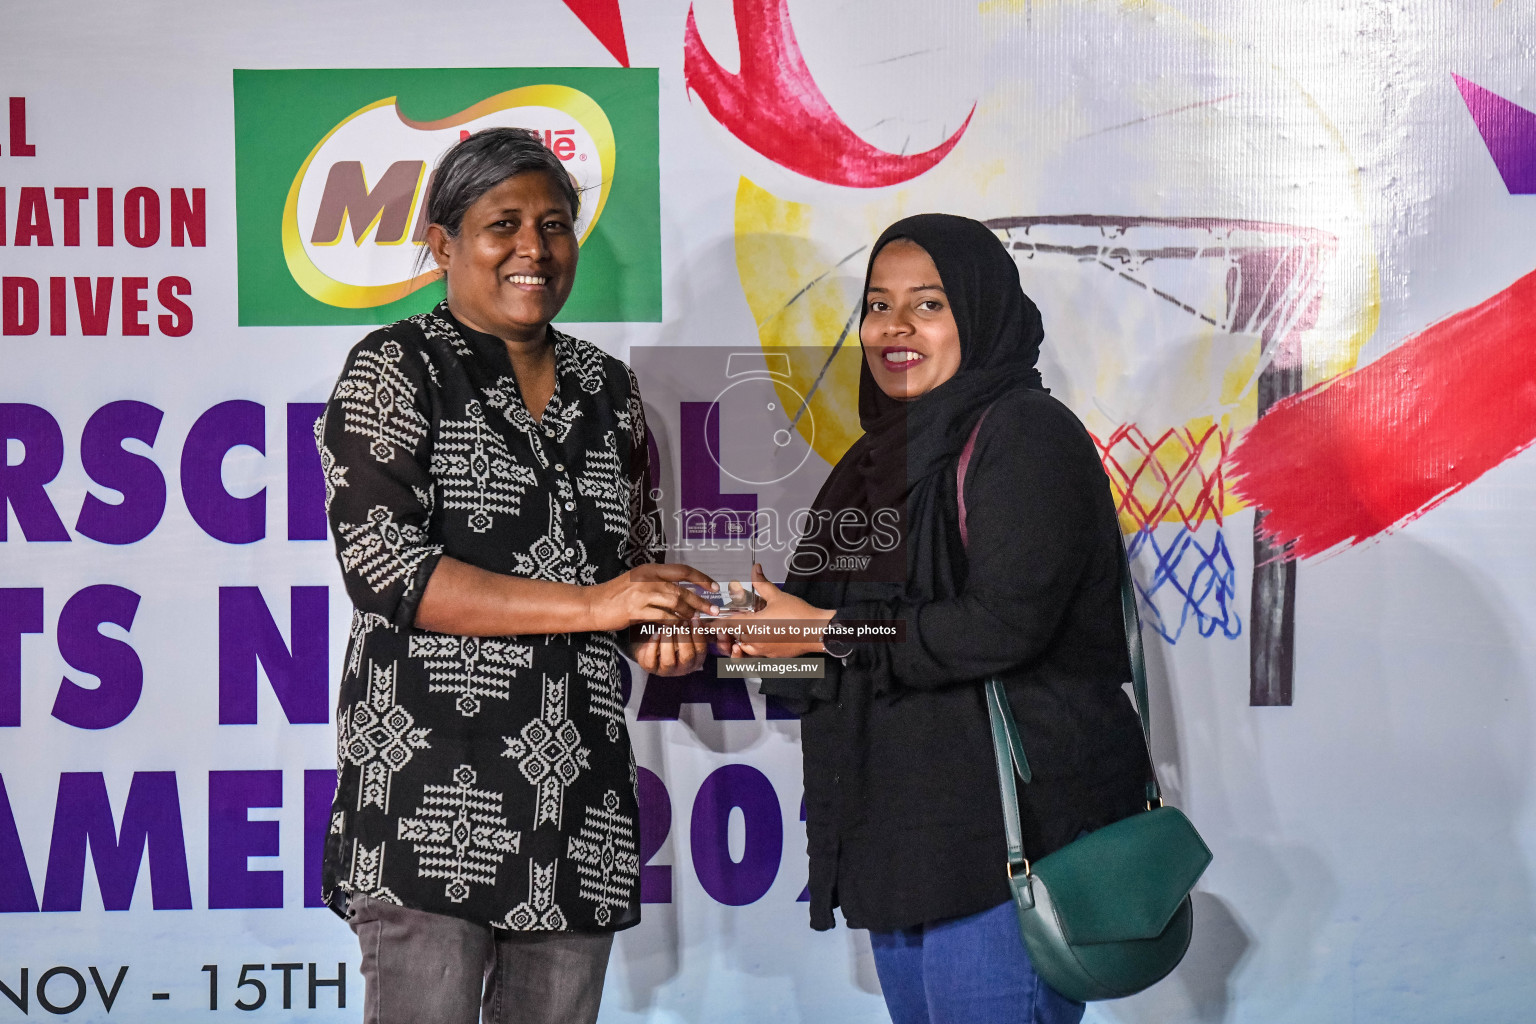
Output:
top-left (1454, 73), bottom-right (1536, 194)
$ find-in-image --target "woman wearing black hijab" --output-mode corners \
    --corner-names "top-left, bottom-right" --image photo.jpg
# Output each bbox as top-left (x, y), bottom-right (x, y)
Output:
top-left (733, 214), bottom-right (1151, 1023)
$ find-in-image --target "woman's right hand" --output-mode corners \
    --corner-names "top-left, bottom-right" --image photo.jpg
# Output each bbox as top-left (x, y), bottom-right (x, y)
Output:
top-left (584, 562), bottom-right (720, 632)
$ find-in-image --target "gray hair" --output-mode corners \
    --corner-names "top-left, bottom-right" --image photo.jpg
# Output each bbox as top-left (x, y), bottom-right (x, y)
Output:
top-left (416, 127), bottom-right (581, 274)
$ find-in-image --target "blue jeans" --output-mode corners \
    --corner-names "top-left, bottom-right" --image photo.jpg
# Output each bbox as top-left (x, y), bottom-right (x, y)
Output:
top-left (869, 900), bottom-right (1085, 1024)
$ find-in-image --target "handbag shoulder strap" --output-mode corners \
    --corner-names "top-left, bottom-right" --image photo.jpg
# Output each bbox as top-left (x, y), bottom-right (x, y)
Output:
top-left (955, 402), bottom-right (1163, 813)
top-left (1116, 535), bottom-right (1161, 805)
top-left (956, 405), bottom-right (988, 548)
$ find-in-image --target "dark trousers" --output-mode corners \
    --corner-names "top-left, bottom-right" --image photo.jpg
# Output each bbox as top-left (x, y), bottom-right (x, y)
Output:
top-left (346, 894), bottom-right (614, 1024)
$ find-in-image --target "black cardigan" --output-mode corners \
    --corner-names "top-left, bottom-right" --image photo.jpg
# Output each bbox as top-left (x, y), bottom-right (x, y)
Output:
top-left (788, 389), bottom-right (1151, 932)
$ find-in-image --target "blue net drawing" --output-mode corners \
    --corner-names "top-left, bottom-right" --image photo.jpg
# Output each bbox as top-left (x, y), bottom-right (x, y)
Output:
top-left (1127, 526), bottom-right (1243, 644)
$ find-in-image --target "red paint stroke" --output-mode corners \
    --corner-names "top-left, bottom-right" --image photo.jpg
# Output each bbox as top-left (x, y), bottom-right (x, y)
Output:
top-left (1231, 267), bottom-right (1536, 559)
top-left (561, 0), bottom-right (630, 67)
top-left (683, 0), bottom-right (973, 187)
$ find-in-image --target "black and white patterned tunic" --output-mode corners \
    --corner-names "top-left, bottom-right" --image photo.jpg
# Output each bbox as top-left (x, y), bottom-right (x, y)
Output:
top-left (317, 302), bottom-right (663, 932)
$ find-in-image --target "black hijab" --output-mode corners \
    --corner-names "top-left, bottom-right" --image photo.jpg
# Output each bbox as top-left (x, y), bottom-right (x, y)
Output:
top-left (784, 214), bottom-right (1048, 597)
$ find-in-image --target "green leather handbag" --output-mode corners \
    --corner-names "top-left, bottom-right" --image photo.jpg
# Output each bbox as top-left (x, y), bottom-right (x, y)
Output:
top-left (959, 408), bottom-right (1213, 1003)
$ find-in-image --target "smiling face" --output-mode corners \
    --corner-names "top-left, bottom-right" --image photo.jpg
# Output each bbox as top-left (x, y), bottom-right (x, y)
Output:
top-left (427, 170), bottom-right (579, 345)
top-left (860, 239), bottom-right (963, 401)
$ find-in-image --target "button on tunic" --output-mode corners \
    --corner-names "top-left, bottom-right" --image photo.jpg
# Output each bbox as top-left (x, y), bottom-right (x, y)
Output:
top-left (317, 303), bottom-right (663, 931)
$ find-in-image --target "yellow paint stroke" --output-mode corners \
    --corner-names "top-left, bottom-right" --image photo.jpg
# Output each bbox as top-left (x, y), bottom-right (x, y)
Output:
top-left (734, 178), bottom-right (866, 467)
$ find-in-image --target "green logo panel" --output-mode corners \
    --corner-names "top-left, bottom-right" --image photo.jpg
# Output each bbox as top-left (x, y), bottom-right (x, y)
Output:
top-left (233, 67), bottom-right (660, 326)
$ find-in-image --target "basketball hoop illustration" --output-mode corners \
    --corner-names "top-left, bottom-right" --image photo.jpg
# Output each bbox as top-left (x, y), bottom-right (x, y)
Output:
top-left (987, 216), bottom-right (1335, 706)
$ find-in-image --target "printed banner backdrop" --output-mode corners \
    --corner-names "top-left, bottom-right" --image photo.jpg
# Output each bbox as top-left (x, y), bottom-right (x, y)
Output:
top-left (3, 1), bottom-right (1536, 1021)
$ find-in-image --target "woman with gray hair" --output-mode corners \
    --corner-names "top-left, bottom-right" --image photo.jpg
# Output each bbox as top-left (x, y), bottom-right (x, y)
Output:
top-left (315, 127), bottom-right (715, 1023)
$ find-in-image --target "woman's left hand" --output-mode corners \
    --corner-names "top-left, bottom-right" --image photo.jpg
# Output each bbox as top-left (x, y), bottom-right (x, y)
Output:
top-left (724, 564), bottom-right (835, 659)
top-left (630, 624), bottom-right (709, 677)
